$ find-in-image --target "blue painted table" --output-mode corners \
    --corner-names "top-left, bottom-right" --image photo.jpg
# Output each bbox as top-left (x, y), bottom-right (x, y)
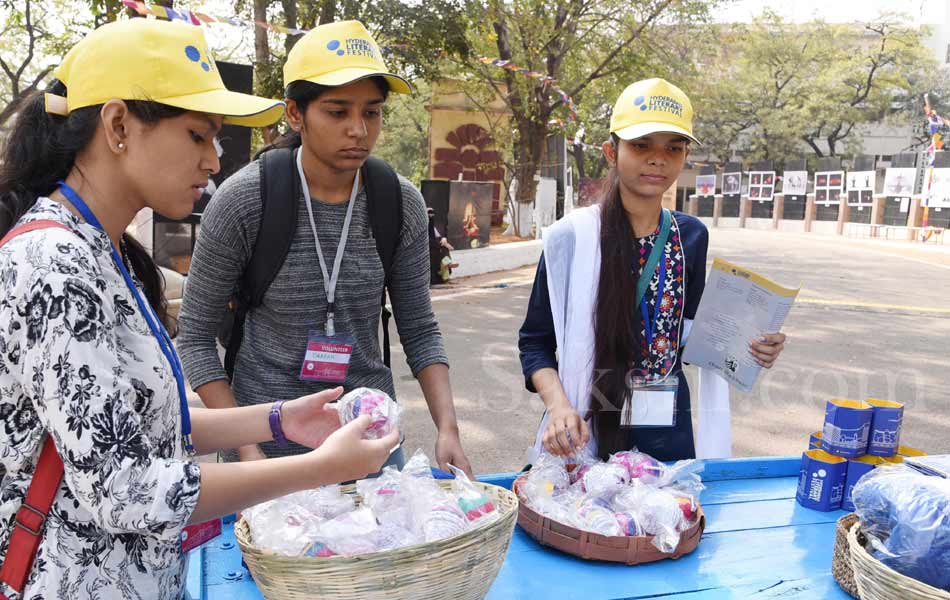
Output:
top-left (185, 456), bottom-right (853, 599)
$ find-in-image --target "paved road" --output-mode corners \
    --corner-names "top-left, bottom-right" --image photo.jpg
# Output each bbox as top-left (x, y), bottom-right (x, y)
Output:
top-left (393, 229), bottom-right (950, 474)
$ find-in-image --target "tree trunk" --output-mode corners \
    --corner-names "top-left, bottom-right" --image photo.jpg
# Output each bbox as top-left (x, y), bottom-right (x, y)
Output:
top-left (570, 143), bottom-right (586, 181)
top-left (282, 0), bottom-right (301, 53)
top-left (253, 0), bottom-right (271, 94)
top-left (514, 119), bottom-right (547, 207)
top-left (318, 0), bottom-right (335, 25)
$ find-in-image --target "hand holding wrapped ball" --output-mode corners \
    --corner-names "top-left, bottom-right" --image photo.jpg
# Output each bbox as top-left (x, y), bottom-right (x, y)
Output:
top-left (335, 387), bottom-right (401, 440)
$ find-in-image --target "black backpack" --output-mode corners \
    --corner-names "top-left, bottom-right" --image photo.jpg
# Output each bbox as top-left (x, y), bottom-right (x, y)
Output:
top-left (217, 147), bottom-right (403, 379)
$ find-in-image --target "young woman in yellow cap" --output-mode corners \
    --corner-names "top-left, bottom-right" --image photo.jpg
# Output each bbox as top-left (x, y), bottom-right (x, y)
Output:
top-left (178, 20), bottom-right (473, 476)
top-left (0, 19), bottom-right (397, 600)
top-left (519, 79), bottom-right (787, 463)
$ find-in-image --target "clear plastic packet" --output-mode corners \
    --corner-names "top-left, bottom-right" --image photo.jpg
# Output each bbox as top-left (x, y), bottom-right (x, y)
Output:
top-left (566, 448), bottom-right (599, 485)
top-left (852, 465), bottom-right (950, 591)
top-left (624, 487), bottom-right (686, 553)
top-left (450, 465), bottom-right (498, 525)
top-left (402, 448), bottom-right (436, 481)
top-left (245, 487), bottom-right (355, 555)
top-left (657, 460), bottom-right (705, 497)
top-left (335, 387), bottom-right (401, 439)
top-left (522, 453), bottom-right (571, 507)
top-left (358, 467), bottom-right (415, 532)
top-left (608, 451), bottom-right (664, 485)
top-left (420, 502), bottom-right (470, 542)
top-left (580, 462), bottom-right (629, 495)
top-left (614, 511), bottom-right (642, 536)
top-left (371, 523), bottom-right (421, 552)
top-left (310, 506), bottom-right (380, 557)
top-left (575, 504), bottom-right (623, 536)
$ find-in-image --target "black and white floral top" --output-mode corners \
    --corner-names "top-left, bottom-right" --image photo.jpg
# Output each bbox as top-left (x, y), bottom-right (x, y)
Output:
top-left (0, 198), bottom-right (201, 600)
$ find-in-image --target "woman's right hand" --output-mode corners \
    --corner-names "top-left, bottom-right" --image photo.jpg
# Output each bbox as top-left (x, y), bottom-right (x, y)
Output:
top-left (542, 406), bottom-right (590, 457)
top-left (310, 415), bottom-right (400, 484)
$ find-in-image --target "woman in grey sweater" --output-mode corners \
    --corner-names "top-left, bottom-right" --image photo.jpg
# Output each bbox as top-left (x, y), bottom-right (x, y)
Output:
top-left (177, 20), bottom-right (472, 475)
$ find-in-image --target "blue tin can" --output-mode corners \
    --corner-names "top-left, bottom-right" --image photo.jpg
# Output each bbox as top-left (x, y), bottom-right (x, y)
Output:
top-left (809, 431), bottom-right (823, 450)
top-left (866, 399), bottom-right (903, 457)
top-left (796, 450), bottom-right (848, 511)
top-left (842, 455), bottom-right (882, 512)
top-left (821, 399), bottom-right (873, 458)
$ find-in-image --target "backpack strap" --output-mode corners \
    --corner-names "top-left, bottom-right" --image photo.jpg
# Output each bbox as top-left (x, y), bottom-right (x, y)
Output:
top-left (0, 221), bottom-right (68, 598)
top-left (223, 148), bottom-right (300, 379)
top-left (361, 156), bottom-right (404, 368)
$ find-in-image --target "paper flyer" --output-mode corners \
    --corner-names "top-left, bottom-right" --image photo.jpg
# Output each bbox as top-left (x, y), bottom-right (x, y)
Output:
top-left (682, 258), bottom-right (800, 392)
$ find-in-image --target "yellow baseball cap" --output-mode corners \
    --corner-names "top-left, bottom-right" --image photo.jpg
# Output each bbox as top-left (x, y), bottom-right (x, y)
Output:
top-left (609, 78), bottom-right (699, 145)
top-left (46, 19), bottom-right (284, 127)
top-left (283, 20), bottom-right (411, 95)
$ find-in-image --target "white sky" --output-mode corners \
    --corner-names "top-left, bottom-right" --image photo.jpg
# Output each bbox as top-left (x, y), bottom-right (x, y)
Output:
top-left (715, 0), bottom-right (947, 25)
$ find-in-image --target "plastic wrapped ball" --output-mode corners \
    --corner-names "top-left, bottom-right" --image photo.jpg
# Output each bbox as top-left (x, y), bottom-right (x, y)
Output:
top-left (576, 505), bottom-right (622, 536)
top-left (676, 496), bottom-right (697, 523)
top-left (614, 511), bottom-right (642, 536)
top-left (422, 504), bottom-right (469, 542)
top-left (609, 451), bottom-right (663, 484)
top-left (637, 489), bottom-right (686, 535)
top-left (336, 387), bottom-right (400, 439)
top-left (581, 463), bottom-right (629, 495)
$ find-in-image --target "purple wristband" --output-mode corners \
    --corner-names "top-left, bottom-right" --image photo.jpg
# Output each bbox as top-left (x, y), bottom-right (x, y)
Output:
top-left (269, 400), bottom-right (288, 447)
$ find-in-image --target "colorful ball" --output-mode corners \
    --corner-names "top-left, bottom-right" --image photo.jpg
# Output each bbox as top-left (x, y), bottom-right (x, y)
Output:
top-left (676, 496), bottom-right (697, 523)
top-left (336, 388), bottom-right (400, 439)
top-left (581, 463), bottom-right (629, 495)
top-left (614, 511), bottom-right (642, 536)
top-left (576, 505), bottom-right (622, 536)
top-left (422, 504), bottom-right (468, 542)
top-left (609, 451), bottom-right (663, 484)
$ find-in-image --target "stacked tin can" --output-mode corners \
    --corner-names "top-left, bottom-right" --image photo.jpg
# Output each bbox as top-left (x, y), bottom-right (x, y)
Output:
top-left (796, 398), bottom-right (924, 512)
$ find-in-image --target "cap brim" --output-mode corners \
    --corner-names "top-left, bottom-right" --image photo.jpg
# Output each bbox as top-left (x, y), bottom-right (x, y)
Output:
top-left (294, 67), bottom-right (413, 95)
top-left (159, 88), bottom-right (285, 128)
top-left (614, 122), bottom-right (700, 146)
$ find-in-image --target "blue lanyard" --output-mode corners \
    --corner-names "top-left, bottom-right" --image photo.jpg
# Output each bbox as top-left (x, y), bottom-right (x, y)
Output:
top-left (56, 182), bottom-right (194, 455)
top-left (639, 249), bottom-right (667, 350)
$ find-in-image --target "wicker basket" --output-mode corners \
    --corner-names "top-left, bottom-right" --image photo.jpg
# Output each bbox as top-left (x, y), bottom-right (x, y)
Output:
top-left (513, 474), bottom-right (704, 565)
top-left (235, 480), bottom-right (518, 600)
top-left (832, 513), bottom-right (860, 598)
top-left (847, 521), bottom-right (950, 600)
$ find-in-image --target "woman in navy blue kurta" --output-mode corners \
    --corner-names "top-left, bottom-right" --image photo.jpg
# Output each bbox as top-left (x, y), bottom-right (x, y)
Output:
top-left (517, 78), bottom-right (786, 463)
top-left (519, 212), bottom-right (708, 461)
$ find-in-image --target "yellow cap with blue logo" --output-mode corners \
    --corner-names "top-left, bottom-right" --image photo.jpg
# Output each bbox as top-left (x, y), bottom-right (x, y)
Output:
top-left (609, 78), bottom-right (699, 145)
top-left (283, 20), bottom-right (411, 95)
top-left (45, 18), bottom-right (284, 128)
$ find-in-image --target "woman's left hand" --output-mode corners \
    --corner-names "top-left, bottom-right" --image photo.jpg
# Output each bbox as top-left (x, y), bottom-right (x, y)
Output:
top-left (280, 387), bottom-right (344, 449)
top-left (749, 333), bottom-right (787, 369)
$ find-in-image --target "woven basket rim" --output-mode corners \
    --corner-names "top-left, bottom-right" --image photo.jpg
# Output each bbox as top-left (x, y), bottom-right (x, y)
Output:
top-left (236, 480), bottom-right (519, 563)
top-left (847, 520), bottom-right (950, 600)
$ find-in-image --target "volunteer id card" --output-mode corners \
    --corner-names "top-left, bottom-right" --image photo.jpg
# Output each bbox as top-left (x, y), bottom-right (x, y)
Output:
top-left (299, 330), bottom-right (354, 383)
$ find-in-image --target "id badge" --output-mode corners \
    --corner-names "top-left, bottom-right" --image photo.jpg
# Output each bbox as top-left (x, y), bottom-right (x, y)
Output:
top-left (181, 518), bottom-right (221, 553)
top-left (621, 377), bottom-right (679, 428)
top-left (299, 330), bottom-right (354, 383)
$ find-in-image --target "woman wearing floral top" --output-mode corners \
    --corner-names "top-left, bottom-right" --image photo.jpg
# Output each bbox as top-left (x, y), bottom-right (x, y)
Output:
top-left (0, 20), bottom-right (398, 600)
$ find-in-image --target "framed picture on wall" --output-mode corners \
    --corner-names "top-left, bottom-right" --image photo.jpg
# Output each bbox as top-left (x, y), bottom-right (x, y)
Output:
top-left (814, 171), bottom-right (844, 205)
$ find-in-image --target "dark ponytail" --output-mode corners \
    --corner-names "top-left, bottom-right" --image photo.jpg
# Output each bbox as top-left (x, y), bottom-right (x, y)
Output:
top-left (0, 81), bottom-right (98, 237)
top-left (0, 85), bottom-right (185, 332)
top-left (254, 76), bottom-right (391, 159)
top-left (589, 135), bottom-right (642, 459)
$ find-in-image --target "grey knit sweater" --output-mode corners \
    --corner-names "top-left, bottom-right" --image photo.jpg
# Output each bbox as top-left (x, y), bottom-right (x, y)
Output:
top-left (177, 156), bottom-right (448, 457)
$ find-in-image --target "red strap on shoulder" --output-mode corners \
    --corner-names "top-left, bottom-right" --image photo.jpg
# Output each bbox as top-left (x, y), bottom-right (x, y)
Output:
top-left (0, 437), bottom-right (63, 596)
top-left (0, 220), bottom-right (68, 597)
top-left (0, 220), bottom-right (70, 248)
